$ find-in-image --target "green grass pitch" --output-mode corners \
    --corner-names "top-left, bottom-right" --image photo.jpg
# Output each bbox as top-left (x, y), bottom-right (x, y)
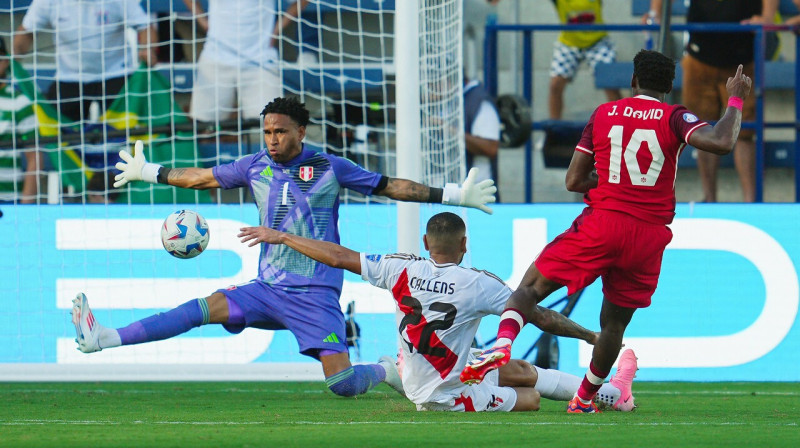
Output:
top-left (1, 382), bottom-right (797, 447)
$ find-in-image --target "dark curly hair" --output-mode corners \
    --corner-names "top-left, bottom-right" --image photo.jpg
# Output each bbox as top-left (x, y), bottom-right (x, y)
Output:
top-left (260, 97), bottom-right (310, 127)
top-left (633, 49), bottom-right (675, 94)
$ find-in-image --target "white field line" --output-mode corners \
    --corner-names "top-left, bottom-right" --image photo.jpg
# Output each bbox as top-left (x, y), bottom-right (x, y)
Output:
top-left (638, 390), bottom-right (800, 396)
top-left (2, 389), bottom-right (798, 396)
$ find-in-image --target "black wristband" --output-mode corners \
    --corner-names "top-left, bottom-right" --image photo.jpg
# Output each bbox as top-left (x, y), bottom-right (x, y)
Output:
top-left (157, 167), bottom-right (172, 184)
top-left (428, 187), bottom-right (443, 204)
top-left (374, 175), bottom-right (389, 193)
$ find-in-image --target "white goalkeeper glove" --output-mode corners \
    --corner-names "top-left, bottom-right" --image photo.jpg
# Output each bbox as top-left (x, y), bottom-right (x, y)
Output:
top-left (113, 140), bottom-right (163, 188)
top-left (442, 167), bottom-right (497, 215)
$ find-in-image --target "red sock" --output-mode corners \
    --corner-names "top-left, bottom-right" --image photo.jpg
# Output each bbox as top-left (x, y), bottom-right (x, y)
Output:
top-left (577, 361), bottom-right (609, 402)
top-left (495, 308), bottom-right (525, 346)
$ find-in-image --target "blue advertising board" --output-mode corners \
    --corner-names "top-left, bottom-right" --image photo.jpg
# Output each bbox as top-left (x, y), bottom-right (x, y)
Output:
top-left (0, 203), bottom-right (798, 381)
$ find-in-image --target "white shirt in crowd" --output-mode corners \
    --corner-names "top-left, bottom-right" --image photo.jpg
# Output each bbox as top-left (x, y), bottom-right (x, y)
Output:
top-left (21, 0), bottom-right (150, 83)
top-left (200, 0), bottom-right (279, 68)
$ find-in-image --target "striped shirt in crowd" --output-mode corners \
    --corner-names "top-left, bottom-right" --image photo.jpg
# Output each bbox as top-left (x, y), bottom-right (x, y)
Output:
top-left (0, 83), bottom-right (37, 200)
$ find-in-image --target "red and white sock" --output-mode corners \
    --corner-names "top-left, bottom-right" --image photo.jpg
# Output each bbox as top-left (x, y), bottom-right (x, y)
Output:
top-left (494, 308), bottom-right (525, 347)
top-left (576, 361), bottom-right (609, 404)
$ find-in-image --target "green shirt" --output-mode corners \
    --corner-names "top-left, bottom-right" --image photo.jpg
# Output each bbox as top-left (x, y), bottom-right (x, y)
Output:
top-left (0, 83), bottom-right (37, 199)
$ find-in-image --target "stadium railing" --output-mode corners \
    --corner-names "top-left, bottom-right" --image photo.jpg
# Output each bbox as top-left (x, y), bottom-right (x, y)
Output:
top-left (23, 64), bottom-right (390, 98)
top-left (483, 22), bottom-right (800, 203)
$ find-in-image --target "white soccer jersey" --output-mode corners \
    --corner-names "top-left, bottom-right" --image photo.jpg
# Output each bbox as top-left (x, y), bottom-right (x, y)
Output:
top-left (360, 252), bottom-right (512, 405)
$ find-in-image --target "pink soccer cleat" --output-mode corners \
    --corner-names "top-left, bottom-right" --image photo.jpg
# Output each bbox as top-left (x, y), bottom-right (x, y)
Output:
top-left (459, 344), bottom-right (511, 385)
top-left (610, 348), bottom-right (639, 411)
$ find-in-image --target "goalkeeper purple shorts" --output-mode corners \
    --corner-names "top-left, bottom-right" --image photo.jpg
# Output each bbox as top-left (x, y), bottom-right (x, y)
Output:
top-left (217, 280), bottom-right (348, 358)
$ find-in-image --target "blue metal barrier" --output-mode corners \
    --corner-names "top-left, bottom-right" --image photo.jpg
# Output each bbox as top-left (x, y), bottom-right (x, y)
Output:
top-left (484, 23), bottom-right (800, 203)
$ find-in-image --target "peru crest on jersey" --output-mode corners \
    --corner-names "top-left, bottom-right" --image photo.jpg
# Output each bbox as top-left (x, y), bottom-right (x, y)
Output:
top-left (299, 166), bottom-right (314, 181)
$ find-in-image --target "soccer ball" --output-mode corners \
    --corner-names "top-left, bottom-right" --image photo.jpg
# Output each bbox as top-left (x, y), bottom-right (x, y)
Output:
top-left (160, 210), bottom-right (210, 259)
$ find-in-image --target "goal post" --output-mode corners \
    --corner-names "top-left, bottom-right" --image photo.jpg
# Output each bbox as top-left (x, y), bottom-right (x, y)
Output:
top-left (394, 0), bottom-right (422, 255)
top-left (396, 0), bottom-right (465, 254)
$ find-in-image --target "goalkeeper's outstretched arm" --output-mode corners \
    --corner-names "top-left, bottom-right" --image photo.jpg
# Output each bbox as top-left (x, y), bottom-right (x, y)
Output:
top-left (238, 226), bottom-right (362, 275)
top-left (374, 167), bottom-right (498, 215)
top-left (113, 140), bottom-right (220, 190)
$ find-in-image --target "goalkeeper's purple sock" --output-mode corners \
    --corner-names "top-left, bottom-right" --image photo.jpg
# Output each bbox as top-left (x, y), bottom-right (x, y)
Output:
top-left (325, 364), bottom-right (386, 397)
top-left (117, 298), bottom-right (210, 346)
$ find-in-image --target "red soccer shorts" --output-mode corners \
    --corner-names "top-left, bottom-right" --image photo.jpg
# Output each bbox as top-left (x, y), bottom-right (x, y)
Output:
top-left (534, 207), bottom-right (673, 308)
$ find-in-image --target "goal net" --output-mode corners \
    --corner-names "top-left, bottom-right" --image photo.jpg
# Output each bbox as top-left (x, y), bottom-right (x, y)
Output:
top-left (0, 0), bottom-right (464, 380)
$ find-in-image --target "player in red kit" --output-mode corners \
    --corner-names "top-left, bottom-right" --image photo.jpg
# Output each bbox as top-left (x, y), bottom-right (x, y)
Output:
top-left (460, 50), bottom-right (752, 412)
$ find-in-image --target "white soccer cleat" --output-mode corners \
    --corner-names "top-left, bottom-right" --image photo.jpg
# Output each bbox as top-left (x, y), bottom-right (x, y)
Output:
top-left (71, 293), bottom-right (102, 353)
top-left (378, 355), bottom-right (405, 397)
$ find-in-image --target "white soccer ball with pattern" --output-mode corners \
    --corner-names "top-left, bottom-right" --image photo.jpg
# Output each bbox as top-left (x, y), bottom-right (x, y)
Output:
top-left (160, 210), bottom-right (210, 259)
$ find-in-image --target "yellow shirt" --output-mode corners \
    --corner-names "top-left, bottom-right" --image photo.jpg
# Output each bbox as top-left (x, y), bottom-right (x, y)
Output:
top-left (555, 0), bottom-right (606, 49)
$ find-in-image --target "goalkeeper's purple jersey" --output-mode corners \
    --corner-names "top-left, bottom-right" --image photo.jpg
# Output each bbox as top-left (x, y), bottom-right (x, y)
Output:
top-left (213, 147), bottom-right (383, 296)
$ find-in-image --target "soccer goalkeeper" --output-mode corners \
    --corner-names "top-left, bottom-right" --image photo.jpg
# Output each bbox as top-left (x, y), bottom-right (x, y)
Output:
top-left (71, 97), bottom-right (496, 398)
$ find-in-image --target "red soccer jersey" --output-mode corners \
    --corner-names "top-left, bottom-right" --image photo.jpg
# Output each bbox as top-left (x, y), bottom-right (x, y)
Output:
top-left (576, 95), bottom-right (708, 224)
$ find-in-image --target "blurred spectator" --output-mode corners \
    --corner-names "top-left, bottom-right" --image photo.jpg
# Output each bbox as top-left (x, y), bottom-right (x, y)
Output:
top-left (463, 0), bottom-right (502, 80)
top-left (182, 0), bottom-right (308, 123)
top-left (296, 0), bottom-right (322, 66)
top-left (155, 11), bottom-right (206, 63)
top-left (463, 77), bottom-right (501, 201)
top-left (781, 0), bottom-right (800, 28)
top-left (13, 0), bottom-right (157, 203)
top-left (548, 0), bottom-right (621, 120)
top-left (648, 0), bottom-right (778, 202)
top-left (0, 37), bottom-right (44, 204)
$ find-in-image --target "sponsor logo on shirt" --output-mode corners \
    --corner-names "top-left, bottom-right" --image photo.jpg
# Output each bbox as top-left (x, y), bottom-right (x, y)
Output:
top-left (299, 166), bottom-right (314, 181)
top-left (365, 254), bottom-right (382, 263)
top-left (260, 166), bottom-right (273, 178)
top-left (683, 112), bottom-right (699, 123)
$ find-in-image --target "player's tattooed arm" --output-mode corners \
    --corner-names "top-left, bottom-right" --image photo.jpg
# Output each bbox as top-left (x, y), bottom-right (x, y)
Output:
top-left (529, 305), bottom-right (599, 345)
top-left (374, 177), bottom-right (442, 203)
top-left (157, 167), bottom-right (221, 190)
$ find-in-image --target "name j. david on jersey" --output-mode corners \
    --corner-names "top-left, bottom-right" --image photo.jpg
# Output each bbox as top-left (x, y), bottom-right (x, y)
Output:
top-left (409, 276), bottom-right (455, 294)
top-left (607, 104), bottom-right (664, 120)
